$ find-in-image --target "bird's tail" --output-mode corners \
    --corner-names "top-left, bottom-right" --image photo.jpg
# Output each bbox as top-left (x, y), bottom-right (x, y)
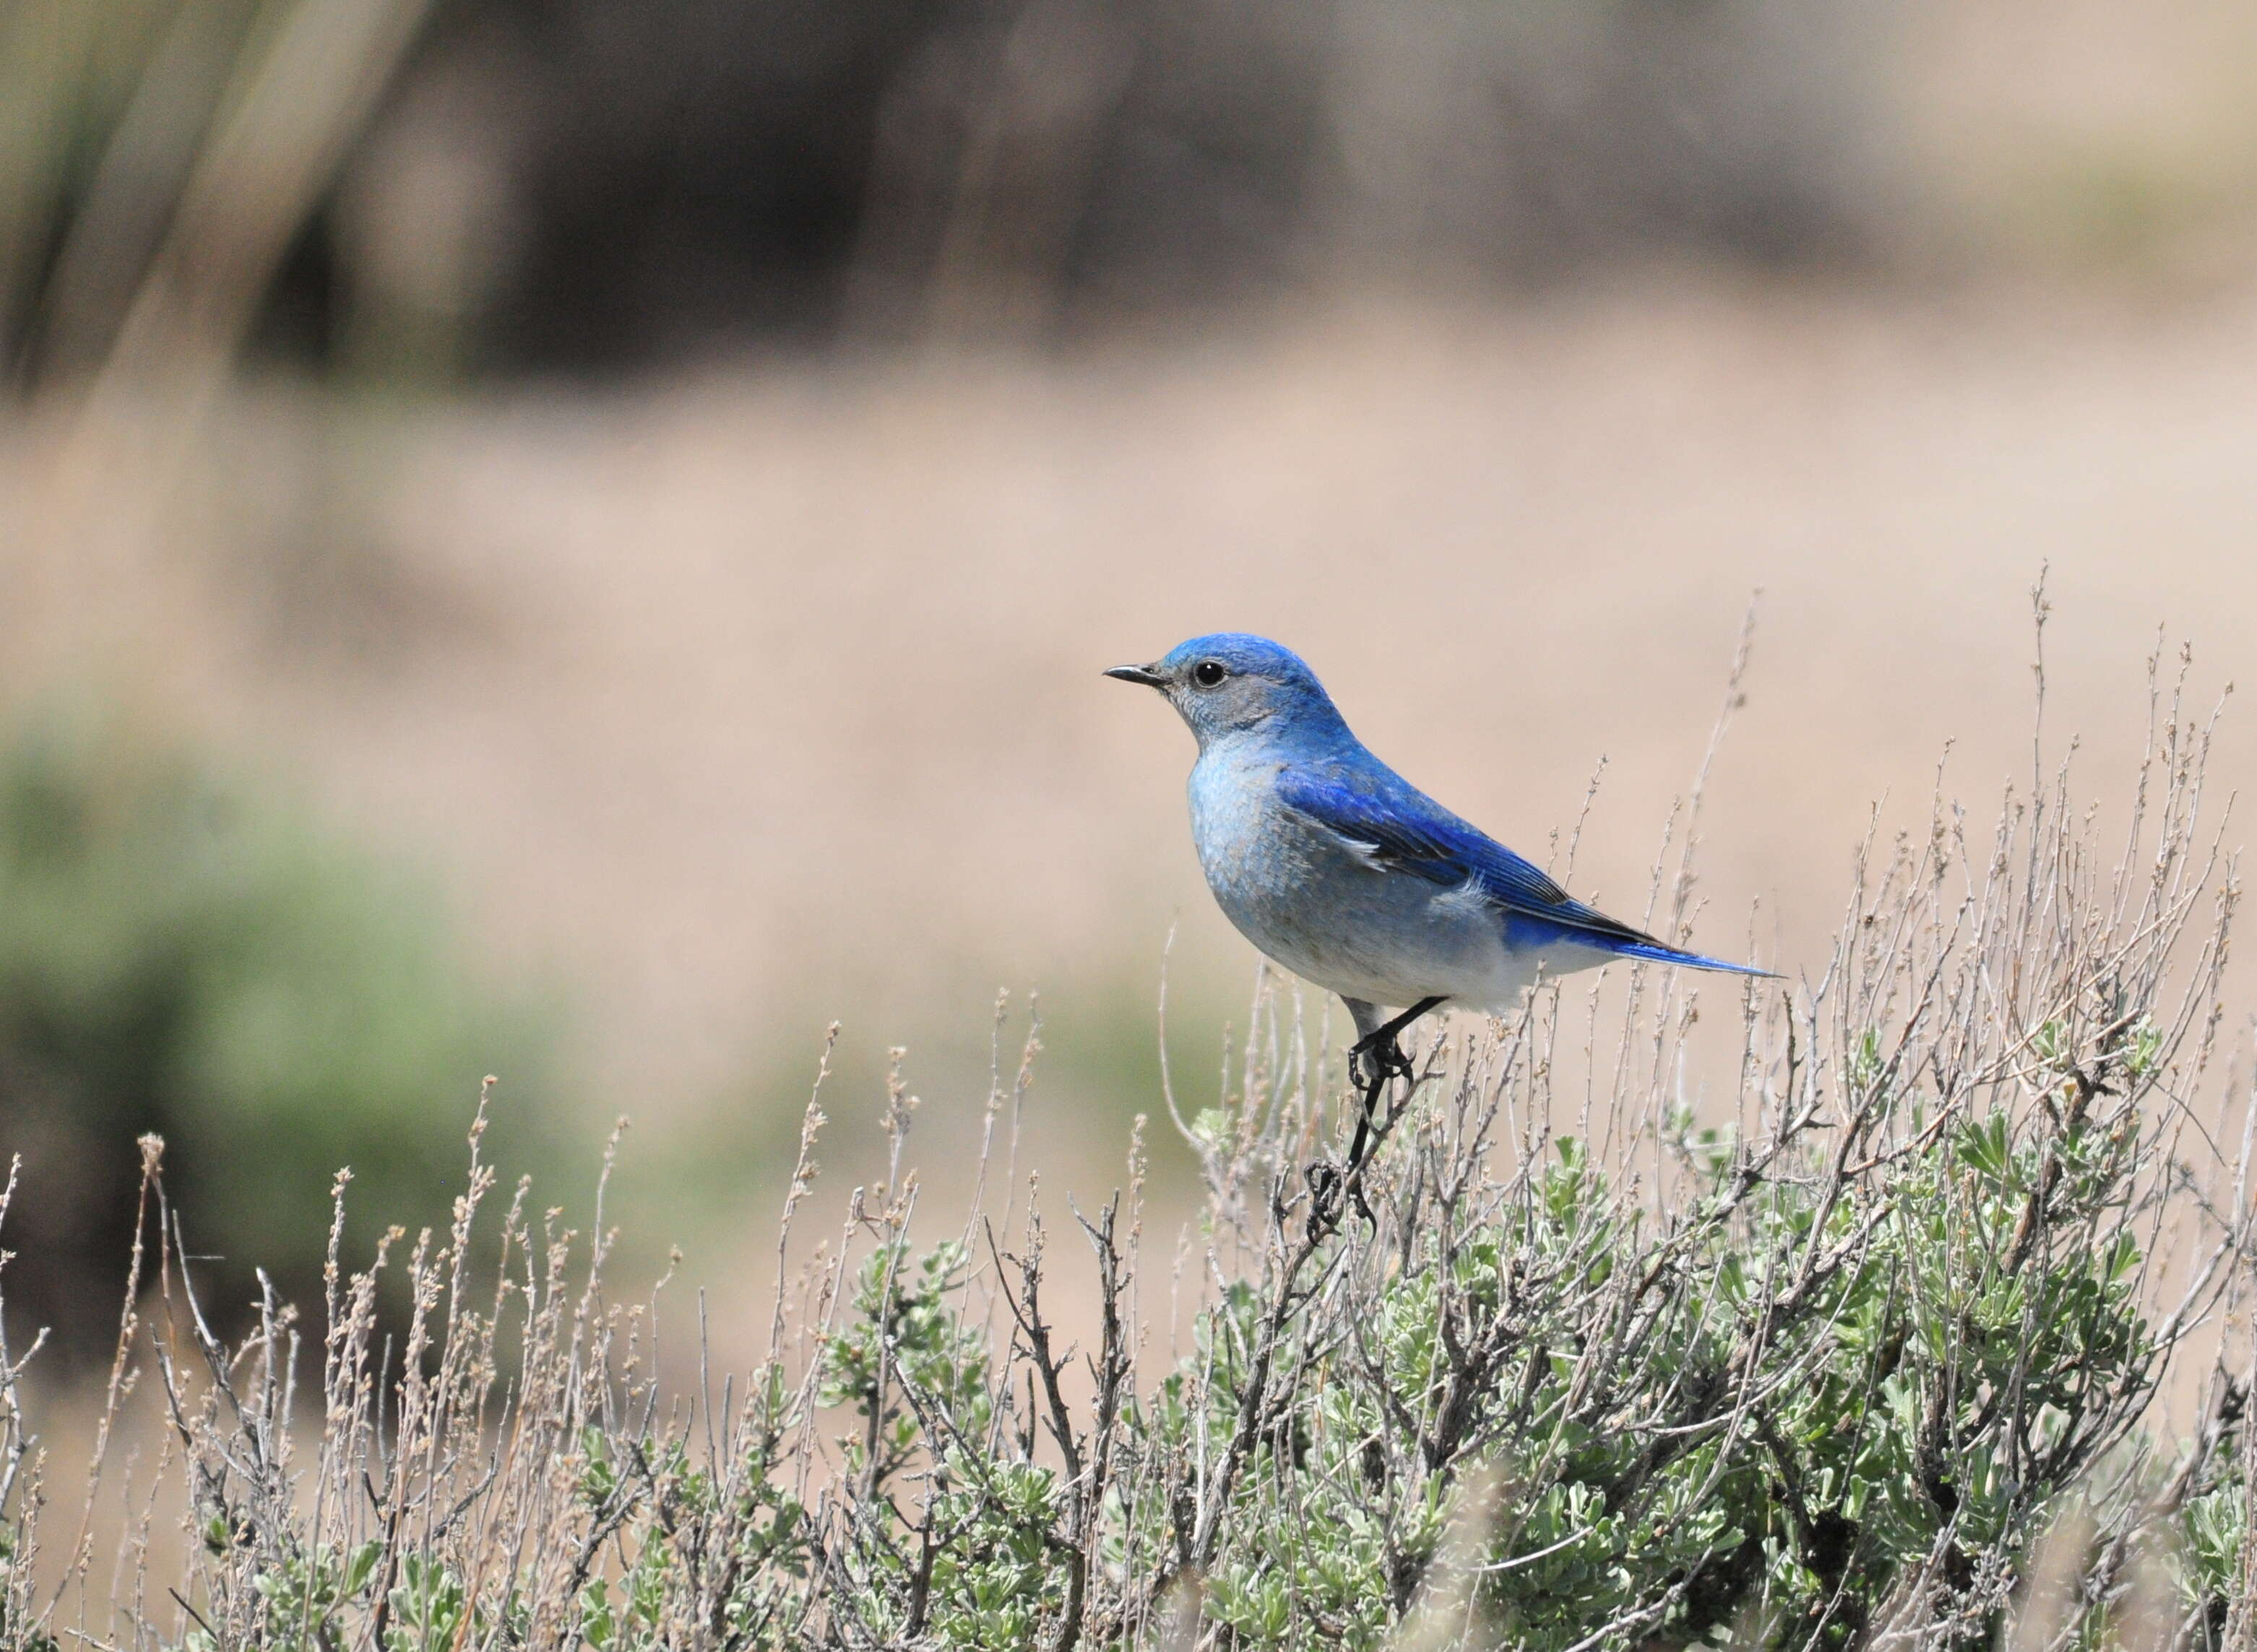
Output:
top-left (1505, 911), bottom-right (1777, 977)
top-left (1605, 937), bottom-right (1778, 977)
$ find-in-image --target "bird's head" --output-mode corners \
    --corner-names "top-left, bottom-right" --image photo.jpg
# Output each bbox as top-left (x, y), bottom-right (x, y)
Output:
top-left (1105, 633), bottom-right (1348, 749)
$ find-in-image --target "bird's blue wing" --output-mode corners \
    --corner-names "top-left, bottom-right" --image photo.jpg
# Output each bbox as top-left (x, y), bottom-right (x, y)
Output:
top-left (1275, 768), bottom-right (1641, 937)
top-left (1274, 766), bottom-right (1769, 974)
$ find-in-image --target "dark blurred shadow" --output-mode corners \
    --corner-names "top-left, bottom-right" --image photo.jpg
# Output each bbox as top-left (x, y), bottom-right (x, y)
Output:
top-left (3, 0), bottom-right (1898, 389)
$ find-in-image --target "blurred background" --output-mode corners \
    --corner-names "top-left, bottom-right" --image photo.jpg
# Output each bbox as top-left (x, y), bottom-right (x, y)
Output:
top-left (3, 0), bottom-right (2256, 1364)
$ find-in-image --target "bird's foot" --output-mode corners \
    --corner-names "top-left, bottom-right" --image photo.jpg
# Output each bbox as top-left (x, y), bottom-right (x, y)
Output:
top-left (1306, 1162), bottom-right (1342, 1237)
top-left (1304, 1159), bottom-right (1376, 1240)
top-left (1345, 996), bottom-right (1447, 1092)
top-left (1347, 1033), bottom-right (1415, 1094)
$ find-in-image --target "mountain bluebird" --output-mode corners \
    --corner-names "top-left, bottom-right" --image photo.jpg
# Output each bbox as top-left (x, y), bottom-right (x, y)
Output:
top-left (1108, 632), bottom-right (1770, 1216)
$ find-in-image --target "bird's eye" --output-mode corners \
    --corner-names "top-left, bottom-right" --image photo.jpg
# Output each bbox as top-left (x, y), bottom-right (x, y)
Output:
top-left (1191, 660), bottom-right (1228, 688)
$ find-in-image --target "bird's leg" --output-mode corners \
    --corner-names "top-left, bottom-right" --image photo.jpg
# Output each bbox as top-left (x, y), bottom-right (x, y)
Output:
top-left (1307, 995), bottom-right (1447, 1237)
top-left (1346, 997), bottom-right (1446, 1117)
top-left (1337, 1066), bottom-right (1388, 1225)
top-left (1346, 1036), bottom-right (1401, 1092)
top-left (1314, 1060), bottom-right (1402, 1237)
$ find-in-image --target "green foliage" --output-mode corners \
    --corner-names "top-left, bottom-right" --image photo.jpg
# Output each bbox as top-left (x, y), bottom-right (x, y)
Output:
top-left (754, 1072), bottom-right (2232, 1648)
top-left (245, 1541), bottom-right (381, 1651)
top-left (9, 1049), bottom-right (2251, 1651)
top-left (818, 1240), bottom-right (993, 1487)
top-left (0, 706), bottom-right (554, 1348)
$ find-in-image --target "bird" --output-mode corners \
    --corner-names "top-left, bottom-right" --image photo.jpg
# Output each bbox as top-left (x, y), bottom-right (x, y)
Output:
top-left (1106, 632), bottom-right (1771, 1221)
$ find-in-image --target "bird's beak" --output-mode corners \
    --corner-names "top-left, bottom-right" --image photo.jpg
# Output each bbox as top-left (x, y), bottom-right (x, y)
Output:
top-left (1104, 662), bottom-right (1167, 688)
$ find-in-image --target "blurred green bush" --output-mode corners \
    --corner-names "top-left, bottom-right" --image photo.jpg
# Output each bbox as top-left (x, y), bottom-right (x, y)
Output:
top-left (0, 704), bottom-right (553, 1359)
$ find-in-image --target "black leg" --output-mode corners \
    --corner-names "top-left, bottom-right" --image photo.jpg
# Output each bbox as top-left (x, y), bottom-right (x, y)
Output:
top-left (1311, 996), bottom-right (1447, 1238)
top-left (1347, 997), bottom-right (1445, 1116)
top-left (1347, 997), bottom-right (1446, 1094)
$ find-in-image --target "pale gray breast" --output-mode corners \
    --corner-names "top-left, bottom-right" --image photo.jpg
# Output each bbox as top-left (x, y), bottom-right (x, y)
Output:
top-left (1186, 753), bottom-right (1315, 943)
top-left (1186, 752), bottom-right (1483, 998)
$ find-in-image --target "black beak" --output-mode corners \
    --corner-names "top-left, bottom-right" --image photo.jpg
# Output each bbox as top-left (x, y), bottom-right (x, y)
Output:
top-left (1104, 662), bottom-right (1167, 688)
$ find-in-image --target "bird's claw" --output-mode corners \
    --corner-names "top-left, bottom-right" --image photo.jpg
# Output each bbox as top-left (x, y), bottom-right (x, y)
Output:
top-left (1348, 1034), bottom-right (1415, 1093)
top-left (1306, 1162), bottom-right (1341, 1235)
top-left (1305, 1160), bottom-right (1376, 1240)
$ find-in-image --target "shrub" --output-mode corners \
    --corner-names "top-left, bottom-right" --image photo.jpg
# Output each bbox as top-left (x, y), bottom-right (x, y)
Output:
top-left (0, 706), bottom-right (552, 1360)
top-left (1, 644), bottom-right (2251, 1649)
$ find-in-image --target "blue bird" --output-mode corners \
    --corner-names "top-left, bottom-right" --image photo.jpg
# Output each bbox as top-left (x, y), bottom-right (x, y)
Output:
top-left (1107, 633), bottom-right (1770, 1214)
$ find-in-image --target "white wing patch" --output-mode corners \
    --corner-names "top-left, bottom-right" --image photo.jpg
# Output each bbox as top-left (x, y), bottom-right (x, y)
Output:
top-left (1338, 834), bottom-right (1393, 873)
top-left (1430, 876), bottom-right (1501, 922)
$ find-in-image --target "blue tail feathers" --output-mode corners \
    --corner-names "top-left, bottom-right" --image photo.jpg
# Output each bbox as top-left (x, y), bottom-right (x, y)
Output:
top-left (1604, 938), bottom-right (1777, 977)
top-left (1504, 912), bottom-right (1774, 977)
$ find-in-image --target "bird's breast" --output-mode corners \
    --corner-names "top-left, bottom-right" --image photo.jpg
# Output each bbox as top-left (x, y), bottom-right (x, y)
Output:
top-left (1188, 757), bottom-right (1311, 918)
top-left (1188, 758), bottom-right (1284, 895)
top-left (1185, 751), bottom-right (1540, 1008)
top-left (1188, 755), bottom-right (1408, 978)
